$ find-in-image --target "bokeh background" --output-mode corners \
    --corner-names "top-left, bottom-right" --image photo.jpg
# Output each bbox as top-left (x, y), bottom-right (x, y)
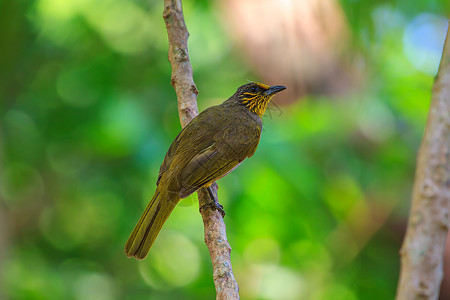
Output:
top-left (1, 0), bottom-right (449, 299)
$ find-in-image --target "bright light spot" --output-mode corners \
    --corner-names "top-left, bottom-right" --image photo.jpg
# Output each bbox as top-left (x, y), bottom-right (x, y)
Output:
top-left (372, 5), bottom-right (406, 37)
top-left (138, 230), bottom-right (201, 289)
top-left (82, 0), bottom-right (154, 54)
top-left (403, 13), bottom-right (448, 75)
top-left (34, 0), bottom-right (161, 54)
top-left (36, 0), bottom-right (82, 21)
top-left (74, 273), bottom-right (117, 300)
top-left (243, 264), bottom-right (305, 300)
top-left (357, 99), bottom-right (395, 142)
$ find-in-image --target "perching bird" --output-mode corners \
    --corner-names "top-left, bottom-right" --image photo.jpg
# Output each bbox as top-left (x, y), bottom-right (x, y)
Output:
top-left (125, 82), bottom-right (286, 259)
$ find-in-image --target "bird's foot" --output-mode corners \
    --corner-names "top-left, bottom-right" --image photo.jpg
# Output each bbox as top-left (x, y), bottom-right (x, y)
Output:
top-left (199, 185), bottom-right (225, 218)
top-left (199, 201), bottom-right (225, 218)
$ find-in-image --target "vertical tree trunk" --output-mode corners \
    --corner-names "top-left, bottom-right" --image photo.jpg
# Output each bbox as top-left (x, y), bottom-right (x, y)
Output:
top-left (396, 21), bottom-right (450, 300)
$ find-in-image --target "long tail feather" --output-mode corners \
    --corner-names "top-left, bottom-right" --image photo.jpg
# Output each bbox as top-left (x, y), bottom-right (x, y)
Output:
top-left (125, 190), bottom-right (178, 259)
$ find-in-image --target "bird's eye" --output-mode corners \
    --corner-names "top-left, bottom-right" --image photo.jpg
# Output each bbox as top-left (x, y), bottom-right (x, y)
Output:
top-left (250, 86), bottom-right (258, 93)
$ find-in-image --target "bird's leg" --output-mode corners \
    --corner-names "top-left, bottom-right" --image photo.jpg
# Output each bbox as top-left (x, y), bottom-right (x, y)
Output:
top-left (199, 185), bottom-right (225, 218)
top-left (206, 186), bottom-right (225, 215)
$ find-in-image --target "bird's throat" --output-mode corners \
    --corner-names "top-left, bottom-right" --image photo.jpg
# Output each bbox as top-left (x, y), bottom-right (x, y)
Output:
top-left (242, 97), bottom-right (271, 116)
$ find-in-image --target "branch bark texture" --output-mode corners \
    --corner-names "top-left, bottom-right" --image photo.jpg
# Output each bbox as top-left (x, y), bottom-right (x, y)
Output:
top-left (162, 1), bottom-right (240, 299)
top-left (396, 21), bottom-right (450, 300)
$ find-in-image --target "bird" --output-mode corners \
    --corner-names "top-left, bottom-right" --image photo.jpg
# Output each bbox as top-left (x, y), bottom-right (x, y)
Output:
top-left (125, 82), bottom-right (286, 259)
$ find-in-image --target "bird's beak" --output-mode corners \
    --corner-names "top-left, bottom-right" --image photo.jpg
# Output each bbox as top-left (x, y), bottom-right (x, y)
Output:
top-left (265, 85), bottom-right (287, 95)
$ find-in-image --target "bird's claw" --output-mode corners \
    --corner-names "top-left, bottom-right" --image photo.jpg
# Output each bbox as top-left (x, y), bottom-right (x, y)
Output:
top-left (199, 202), bottom-right (226, 218)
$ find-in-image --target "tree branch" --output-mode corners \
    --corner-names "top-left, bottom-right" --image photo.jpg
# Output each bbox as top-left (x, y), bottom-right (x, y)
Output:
top-left (162, 1), bottom-right (240, 299)
top-left (395, 21), bottom-right (450, 300)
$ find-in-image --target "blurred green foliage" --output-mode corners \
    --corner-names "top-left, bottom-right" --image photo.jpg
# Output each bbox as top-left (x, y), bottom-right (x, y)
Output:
top-left (0, 0), bottom-right (449, 299)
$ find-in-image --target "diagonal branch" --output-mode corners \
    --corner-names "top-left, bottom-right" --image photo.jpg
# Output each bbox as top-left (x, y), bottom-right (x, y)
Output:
top-left (162, 1), bottom-right (240, 299)
top-left (395, 20), bottom-right (450, 300)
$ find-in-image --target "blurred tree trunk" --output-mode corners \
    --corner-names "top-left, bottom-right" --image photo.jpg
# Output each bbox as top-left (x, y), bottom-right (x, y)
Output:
top-left (396, 21), bottom-right (450, 300)
top-left (219, 0), bottom-right (358, 103)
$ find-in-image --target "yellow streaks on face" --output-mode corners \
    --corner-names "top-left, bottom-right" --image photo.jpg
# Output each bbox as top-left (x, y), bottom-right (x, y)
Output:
top-left (240, 82), bottom-right (273, 116)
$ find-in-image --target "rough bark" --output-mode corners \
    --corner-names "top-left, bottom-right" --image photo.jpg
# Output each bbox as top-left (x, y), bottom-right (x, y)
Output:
top-left (162, 0), bottom-right (199, 127)
top-left (162, 1), bottom-right (240, 299)
top-left (395, 21), bottom-right (450, 300)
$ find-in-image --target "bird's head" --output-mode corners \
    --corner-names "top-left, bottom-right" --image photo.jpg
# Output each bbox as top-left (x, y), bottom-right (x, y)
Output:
top-left (234, 82), bottom-right (286, 116)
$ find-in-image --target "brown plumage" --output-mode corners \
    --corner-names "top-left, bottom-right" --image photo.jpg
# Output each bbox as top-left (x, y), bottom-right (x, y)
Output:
top-left (125, 82), bottom-right (286, 259)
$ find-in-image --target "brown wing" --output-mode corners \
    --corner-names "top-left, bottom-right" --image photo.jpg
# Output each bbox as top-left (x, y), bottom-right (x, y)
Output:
top-left (156, 114), bottom-right (215, 186)
top-left (157, 105), bottom-right (262, 197)
top-left (178, 144), bottom-right (242, 198)
top-left (178, 115), bottom-right (261, 198)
